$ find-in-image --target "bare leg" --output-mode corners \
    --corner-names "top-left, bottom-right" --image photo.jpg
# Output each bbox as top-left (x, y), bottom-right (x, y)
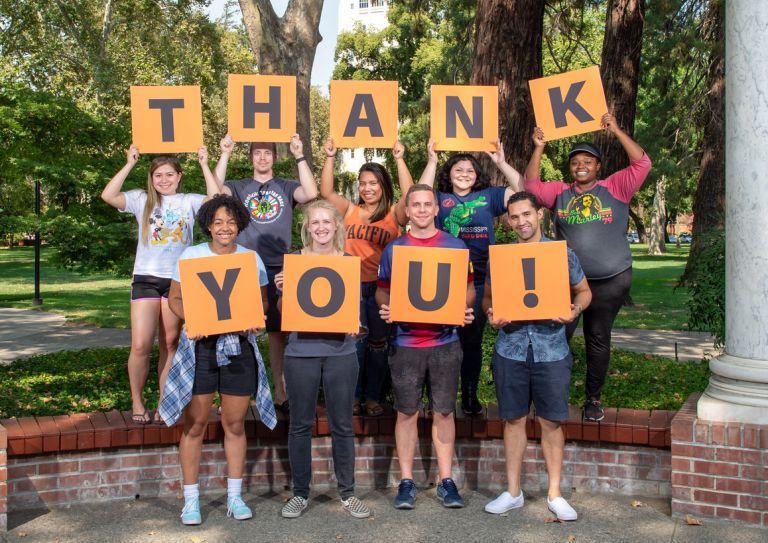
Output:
top-left (538, 417), bottom-right (565, 500)
top-left (156, 299), bottom-right (182, 406)
top-left (503, 417), bottom-right (528, 496)
top-left (128, 300), bottom-right (161, 419)
top-left (179, 394), bottom-right (214, 484)
top-left (220, 394), bottom-right (251, 479)
top-left (395, 411), bottom-right (419, 480)
top-left (268, 332), bottom-right (287, 404)
top-left (432, 412), bottom-right (456, 480)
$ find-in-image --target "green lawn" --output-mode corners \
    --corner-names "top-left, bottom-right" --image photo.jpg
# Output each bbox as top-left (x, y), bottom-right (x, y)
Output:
top-left (0, 247), bottom-right (130, 328)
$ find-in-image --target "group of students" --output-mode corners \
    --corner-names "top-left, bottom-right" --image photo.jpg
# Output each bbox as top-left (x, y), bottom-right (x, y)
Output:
top-left (102, 112), bottom-right (650, 525)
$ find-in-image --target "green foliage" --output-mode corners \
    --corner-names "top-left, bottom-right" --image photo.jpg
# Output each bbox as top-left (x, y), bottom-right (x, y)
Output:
top-left (682, 229), bottom-right (725, 347)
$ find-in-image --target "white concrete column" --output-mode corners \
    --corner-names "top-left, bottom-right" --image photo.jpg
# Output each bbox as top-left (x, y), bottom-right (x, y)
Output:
top-left (697, 0), bottom-right (768, 422)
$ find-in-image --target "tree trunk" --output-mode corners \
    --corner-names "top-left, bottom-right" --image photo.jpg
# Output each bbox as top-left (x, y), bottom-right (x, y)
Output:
top-left (628, 204), bottom-right (646, 242)
top-left (648, 175), bottom-right (667, 255)
top-left (238, 0), bottom-right (324, 169)
top-left (594, 0), bottom-right (645, 177)
top-left (686, 0), bottom-right (725, 274)
top-left (471, 0), bottom-right (544, 185)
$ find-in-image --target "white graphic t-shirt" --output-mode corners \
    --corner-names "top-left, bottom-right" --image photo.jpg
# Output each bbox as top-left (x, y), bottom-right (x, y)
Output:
top-left (121, 190), bottom-right (206, 278)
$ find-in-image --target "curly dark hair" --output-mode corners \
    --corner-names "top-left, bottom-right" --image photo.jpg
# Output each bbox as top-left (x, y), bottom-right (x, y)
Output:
top-left (196, 194), bottom-right (250, 237)
top-left (436, 153), bottom-right (490, 193)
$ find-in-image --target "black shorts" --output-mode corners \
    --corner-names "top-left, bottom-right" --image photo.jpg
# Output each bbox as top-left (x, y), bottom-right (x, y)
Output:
top-left (192, 336), bottom-right (258, 396)
top-left (389, 342), bottom-right (462, 414)
top-left (131, 274), bottom-right (171, 301)
top-left (265, 266), bottom-right (282, 333)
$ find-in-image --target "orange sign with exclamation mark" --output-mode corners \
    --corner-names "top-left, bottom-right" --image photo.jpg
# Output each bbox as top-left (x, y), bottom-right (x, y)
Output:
top-left (488, 242), bottom-right (571, 321)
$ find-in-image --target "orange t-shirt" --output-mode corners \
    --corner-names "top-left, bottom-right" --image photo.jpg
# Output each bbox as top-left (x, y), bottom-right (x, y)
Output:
top-left (344, 205), bottom-right (402, 282)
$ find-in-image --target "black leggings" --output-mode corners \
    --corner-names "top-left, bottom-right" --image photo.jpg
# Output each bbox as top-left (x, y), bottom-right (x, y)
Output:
top-left (566, 267), bottom-right (632, 401)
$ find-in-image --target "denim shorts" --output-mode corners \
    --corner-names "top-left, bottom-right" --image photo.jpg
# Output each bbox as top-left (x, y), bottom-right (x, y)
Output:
top-left (389, 341), bottom-right (462, 414)
top-left (491, 347), bottom-right (572, 422)
top-left (192, 335), bottom-right (257, 396)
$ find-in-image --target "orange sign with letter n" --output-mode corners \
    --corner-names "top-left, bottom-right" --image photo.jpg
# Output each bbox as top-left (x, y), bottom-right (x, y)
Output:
top-left (488, 241), bottom-right (571, 321)
top-left (280, 254), bottom-right (361, 334)
top-left (130, 86), bottom-right (203, 153)
top-left (430, 85), bottom-right (498, 152)
top-left (528, 65), bottom-right (608, 141)
top-left (179, 252), bottom-right (265, 337)
top-left (389, 246), bottom-right (470, 326)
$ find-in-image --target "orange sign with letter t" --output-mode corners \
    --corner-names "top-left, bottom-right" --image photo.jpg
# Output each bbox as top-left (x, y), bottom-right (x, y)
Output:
top-left (130, 86), bottom-right (203, 153)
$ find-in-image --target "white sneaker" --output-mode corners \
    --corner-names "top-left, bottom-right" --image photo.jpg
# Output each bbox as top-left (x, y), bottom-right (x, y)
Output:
top-left (484, 491), bottom-right (524, 514)
top-left (547, 496), bottom-right (577, 521)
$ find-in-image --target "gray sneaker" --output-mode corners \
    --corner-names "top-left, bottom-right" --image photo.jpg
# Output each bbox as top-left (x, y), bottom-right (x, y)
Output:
top-left (341, 496), bottom-right (371, 518)
top-left (281, 496), bottom-right (308, 518)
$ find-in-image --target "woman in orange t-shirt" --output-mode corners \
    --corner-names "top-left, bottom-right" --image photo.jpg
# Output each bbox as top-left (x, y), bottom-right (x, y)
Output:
top-left (320, 138), bottom-right (413, 416)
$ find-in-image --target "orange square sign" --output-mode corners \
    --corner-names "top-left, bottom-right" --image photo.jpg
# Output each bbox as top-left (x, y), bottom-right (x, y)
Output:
top-left (330, 80), bottom-right (399, 149)
top-left (130, 86), bottom-right (203, 153)
top-left (430, 85), bottom-right (498, 152)
top-left (389, 245), bottom-right (470, 326)
top-left (528, 65), bottom-right (608, 141)
top-left (228, 74), bottom-right (297, 142)
top-left (488, 241), bottom-right (571, 321)
top-left (281, 254), bottom-right (361, 334)
top-left (179, 252), bottom-right (265, 337)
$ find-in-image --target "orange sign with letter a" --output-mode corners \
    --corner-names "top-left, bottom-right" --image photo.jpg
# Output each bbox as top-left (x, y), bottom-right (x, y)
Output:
top-left (130, 86), bottom-right (203, 153)
top-left (281, 254), bottom-right (361, 334)
top-left (179, 252), bottom-right (265, 337)
top-left (389, 246), bottom-right (469, 326)
top-left (330, 80), bottom-right (398, 149)
top-left (488, 241), bottom-right (571, 321)
top-left (528, 65), bottom-right (608, 141)
top-left (228, 74), bottom-right (297, 142)
top-left (430, 85), bottom-right (498, 152)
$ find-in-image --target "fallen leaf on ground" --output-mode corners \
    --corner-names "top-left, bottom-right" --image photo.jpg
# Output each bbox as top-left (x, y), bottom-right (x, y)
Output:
top-left (685, 515), bottom-right (702, 526)
top-left (147, 531), bottom-right (157, 535)
top-left (335, 534), bottom-right (344, 540)
top-left (631, 500), bottom-right (644, 507)
top-left (500, 512), bottom-right (509, 517)
top-left (568, 535), bottom-right (577, 542)
top-left (544, 517), bottom-right (561, 523)
top-left (17, 532), bottom-right (27, 537)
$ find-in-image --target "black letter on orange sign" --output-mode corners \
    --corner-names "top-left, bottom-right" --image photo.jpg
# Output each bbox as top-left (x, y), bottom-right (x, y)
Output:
top-left (243, 85), bottom-right (281, 129)
top-left (548, 81), bottom-right (593, 128)
top-left (197, 268), bottom-right (241, 320)
top-left (297, 267), bottom-right (345, 318)
top-left (446, 96), bottom-right (483, 138)
top-left (407, 261), bottom-right (451, 311)
top-left (343, 94), bottom-right (383, 137)
top-left (148, 98), bottom-right (185, 142)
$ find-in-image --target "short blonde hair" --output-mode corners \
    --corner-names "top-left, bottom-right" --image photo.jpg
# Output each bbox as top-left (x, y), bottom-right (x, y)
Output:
top-left (300, 199), bottom-right (346, 253)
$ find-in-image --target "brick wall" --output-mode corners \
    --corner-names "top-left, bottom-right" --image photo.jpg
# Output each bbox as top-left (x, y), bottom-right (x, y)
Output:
top-left (671, 394), bottom-right (768, 527)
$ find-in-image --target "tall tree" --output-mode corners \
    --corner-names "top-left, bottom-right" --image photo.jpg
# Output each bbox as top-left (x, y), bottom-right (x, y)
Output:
top-left (238, 0), bottom-right (324, 169)
top-left (687, 0), bottom-right (724, 270)
top-left (471, 0), bottom-right (545, 182)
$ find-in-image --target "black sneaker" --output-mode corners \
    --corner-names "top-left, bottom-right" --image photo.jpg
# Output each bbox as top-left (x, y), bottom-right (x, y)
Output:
top-left (583, 399), bottom-right (605, 422)
top-left (461, 392), bottom-right (482, 416)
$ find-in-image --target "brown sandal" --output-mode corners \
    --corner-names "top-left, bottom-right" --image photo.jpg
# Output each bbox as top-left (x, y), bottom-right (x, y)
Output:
top-left (364, 400), bottom-right (384, 417)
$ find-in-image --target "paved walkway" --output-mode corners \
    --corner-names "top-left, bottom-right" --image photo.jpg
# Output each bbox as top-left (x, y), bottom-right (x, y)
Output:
top-left (2, 490), bottom-right (766, 542)
top-left (0, 308), bottom-right (717, 364)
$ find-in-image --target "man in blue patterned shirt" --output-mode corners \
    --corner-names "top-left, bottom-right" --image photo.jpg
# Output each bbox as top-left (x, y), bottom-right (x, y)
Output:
top-left (482, 191), bottom-right (591, 522)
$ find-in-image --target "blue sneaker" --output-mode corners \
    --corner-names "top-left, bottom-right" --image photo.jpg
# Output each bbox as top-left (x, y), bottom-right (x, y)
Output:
top-left (394, 479), bottom-right (417, 509)
top-left (180, 497), bottom-right (202, 525)
top-left (437, 478), bottom-right (464, 508)
top-left (227, 495), bottom-right (253, 520)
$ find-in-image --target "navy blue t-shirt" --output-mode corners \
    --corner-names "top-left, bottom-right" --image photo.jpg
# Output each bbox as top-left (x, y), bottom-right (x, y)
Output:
top-left (436, 186), bottom-right (507, 285)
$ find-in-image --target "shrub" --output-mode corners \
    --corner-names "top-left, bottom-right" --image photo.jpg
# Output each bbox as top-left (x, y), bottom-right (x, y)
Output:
top-left (683, 228), bottom-right (725, 347)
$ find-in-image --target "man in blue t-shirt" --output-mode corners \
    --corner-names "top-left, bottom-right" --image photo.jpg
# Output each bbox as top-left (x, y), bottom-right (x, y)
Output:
top-left (482, 191), bottom-right (591, 522)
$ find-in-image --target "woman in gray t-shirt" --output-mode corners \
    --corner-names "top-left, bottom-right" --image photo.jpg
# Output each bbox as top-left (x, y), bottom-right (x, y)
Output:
top-left (274, 200), bottom-right (371, 520)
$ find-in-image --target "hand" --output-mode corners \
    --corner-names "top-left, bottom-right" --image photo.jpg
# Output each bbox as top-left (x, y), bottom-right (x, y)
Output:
top-left (463, 307), bottom-right (475, 326)
top-left (601, 112), bottom-right (619, 135)
top-left (274, 271), bottom-right (284, 293)
top-left (126, 145), bottom-right (140, 166)
top-left (197, 146), bottom-right (209, 165)
top-left (289, 133), bottom-right (304, 158)
top-left (426, 138), bottom-right (438, 164)
top-left (243, 326), bottom-right (263, 335)
top-left (188, 333), bottom-right (206, 341)
top-left (324, 137), bottom-right (337, 157)
top-left (553, 303), bottom-right (581, 325)
top-left (486, 308), bottom-right (510, 329)
top-left (378, 303), bottom-right (392, 324)
top-left (532, 127), bottom-right (546, 148)
top-left (392, 140), bottom-right (405, 160)
top-left (220, 133), bottom-right (234, 155)
top-left (485, 139), bottom-right (505, 165)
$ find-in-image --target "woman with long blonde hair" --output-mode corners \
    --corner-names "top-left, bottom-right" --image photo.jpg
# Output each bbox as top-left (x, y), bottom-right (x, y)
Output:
top-left (102, 145), bottom-right (218, 424)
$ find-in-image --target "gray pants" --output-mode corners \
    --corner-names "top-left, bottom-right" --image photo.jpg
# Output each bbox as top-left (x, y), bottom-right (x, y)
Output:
top-left (284, 353), bottom-right (359, 499)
